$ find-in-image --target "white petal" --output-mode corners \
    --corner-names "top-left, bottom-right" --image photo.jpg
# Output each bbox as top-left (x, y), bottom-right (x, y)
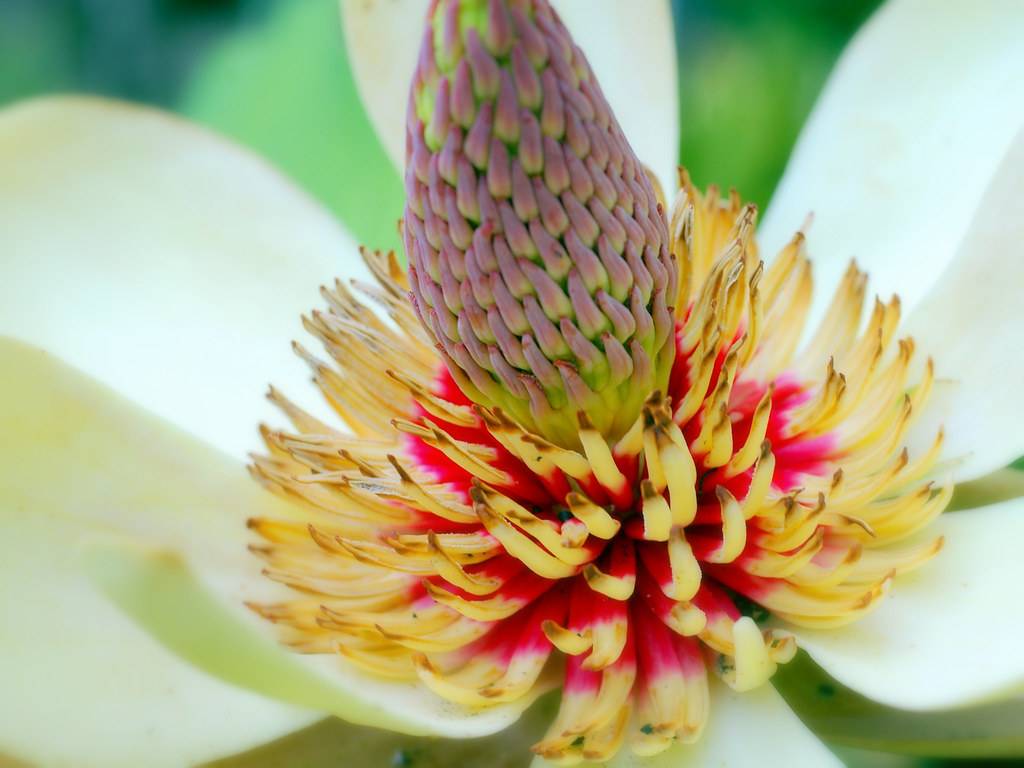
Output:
top-left (0, 510), bottom-right (319, 768)
top-left (903, 130), bottom-right (1024, 481)
top-left (759, 0), bottom-right (1024, 322)
top-left (793, 496), bottom-right (1024, 710)
top-left (340, 0), bottom-right (418, 172)
top-left (0, 95), bottom-right (373, 460)
top-left (0, 337), bottom-right (536, 751)
top-left (341, 0), bottom-right (679, 193)
top-left (531, 680), bottom-right (839, 768)
top-left (0, 338), bottom-right (319, 767)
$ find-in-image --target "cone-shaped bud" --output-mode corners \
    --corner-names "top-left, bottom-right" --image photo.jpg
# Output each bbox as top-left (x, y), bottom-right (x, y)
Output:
top-left (403, 0), bottom-right (676, 447)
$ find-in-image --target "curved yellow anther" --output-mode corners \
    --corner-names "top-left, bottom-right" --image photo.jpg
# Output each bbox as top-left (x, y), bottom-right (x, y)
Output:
top-left (721, 617), bottom-right (775, 692)
top-left (387, 455), bottom-right (478, 523)
top-left (474, 497), bottom-right (578, 579)
top-left (583, 618), bottom-right (629, 671)
top-left (724, 390), bottom-right (772, 478)
top-left (566, 492), bottom-right (621, 540)
top-left (741, 442), bottom-right (775, 518)
top-left (666, 602), bottom-right (707, 636)
top-left (579, 424), bottom-right (629, 496)
top-left (658, 431), bottom-right (698, 526)
top-left (705, 486), bottom-right (747, 564)
top-left (641, 481), bottom-right (672, 541)
top-left (583, 563), bottom-right (636, 601)
top-left (423, 581), bottom-right (523, 621)
top-left (542, 620), bottom-right (593, 656)
top-left (426, 531), bottom-right (501, 596)
top-left (478, 485), bottom-right (596, 566)
top-left (666, 528), bottom-right (701, 601)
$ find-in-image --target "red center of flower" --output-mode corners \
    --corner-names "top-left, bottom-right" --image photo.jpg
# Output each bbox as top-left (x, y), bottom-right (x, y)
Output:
top-left (385, 318), bottom-right (835, 751)
top-left (251, 199), bottom-right (946, 763)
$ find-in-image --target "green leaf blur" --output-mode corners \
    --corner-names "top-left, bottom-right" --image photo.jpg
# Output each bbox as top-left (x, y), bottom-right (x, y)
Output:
top-left (674, 0), bottom-right (881, 209)
top-left (182, 0), bottom-right (403, 252)
top-left (203, 695), bottom-right (559, 768)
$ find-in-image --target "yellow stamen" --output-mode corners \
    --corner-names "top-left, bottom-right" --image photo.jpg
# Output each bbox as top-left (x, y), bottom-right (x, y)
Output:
top-left (583, 563), bottom-right (636, 601)
top-left (666, 528), bottom-right (702, 601)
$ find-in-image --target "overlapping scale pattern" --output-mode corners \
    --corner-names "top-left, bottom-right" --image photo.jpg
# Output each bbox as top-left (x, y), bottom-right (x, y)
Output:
top-left (403, 0), bottom-right (676, 447)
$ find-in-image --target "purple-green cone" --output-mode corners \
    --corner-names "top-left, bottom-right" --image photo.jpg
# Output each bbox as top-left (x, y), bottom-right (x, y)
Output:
top-left (403, 0), bottom-right (677, 448)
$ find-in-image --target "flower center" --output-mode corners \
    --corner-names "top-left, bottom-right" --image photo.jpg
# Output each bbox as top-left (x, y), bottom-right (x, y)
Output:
top-left (248, 1), bottom-right (946, 761)
top-left (248, 179), bottom-right (947, 764)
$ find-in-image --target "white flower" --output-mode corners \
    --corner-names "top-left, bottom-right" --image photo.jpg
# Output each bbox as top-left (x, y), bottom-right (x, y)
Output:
top-left (0, 1), bottom-right (1022, 766)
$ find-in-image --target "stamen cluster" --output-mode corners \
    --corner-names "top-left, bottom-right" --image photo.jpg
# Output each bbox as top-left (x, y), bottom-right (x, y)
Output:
top-left (248, 0), bottom-right (947, 762)
top-left (251, 177), bottom-right (945, 761)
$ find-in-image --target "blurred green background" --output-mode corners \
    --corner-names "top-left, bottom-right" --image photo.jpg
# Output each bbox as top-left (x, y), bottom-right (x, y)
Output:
top-left (0, 0), bottom-right (882, 254)
top-left (17, 1), bottom-right (1003, 767)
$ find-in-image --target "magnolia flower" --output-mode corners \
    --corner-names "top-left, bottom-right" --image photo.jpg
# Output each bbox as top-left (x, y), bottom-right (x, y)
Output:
top-left (1, 1), bottom-right (1023, 767)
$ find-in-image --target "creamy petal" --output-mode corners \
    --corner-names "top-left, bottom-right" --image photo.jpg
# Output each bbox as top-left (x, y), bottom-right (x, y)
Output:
top-left (530, 681), bottom-right (839, 768)
top-left (793, 496), bottom-right (1024, 710)
top-left (339, 0), bottom-right (415, 172)
top-left (903, 130), bottom-right (1024, 481)
top-left (0, 339), bottom-right (318, 768)
top-left (0, 337), bottom-right (538, 746)
top-left (0, 95), bottom-right (373, 459)
top-left (341, 0), bottom-right (679, 193)
top-left (0, 510), bottom-right (319, 768)
top-left (760, 0), bottom-right (1024, 321)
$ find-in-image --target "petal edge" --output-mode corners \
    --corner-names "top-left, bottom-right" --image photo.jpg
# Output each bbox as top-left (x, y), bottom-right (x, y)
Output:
top-left (792, 497), bottom-right (1024, 711)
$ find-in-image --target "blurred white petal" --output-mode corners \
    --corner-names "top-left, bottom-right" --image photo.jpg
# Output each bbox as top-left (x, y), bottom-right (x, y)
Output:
top-left (760, 0), bottom-right (1024, 322)
top-left (0, 511), bottom-right (319, 768)
top-left (794, 496), bottom-right (1024, 710)
top-left (532, 680), bottom-right (839, 768)
top-left (340, 0), bottom-right (418, 172)
top-left (0, 339), bottom-right (318, 768)
top-left (341, 0), bottom-right (679, 193)
top-left (0, 96), bottom-right (372, 459)
top-left (903, 130), bottom-right (1024, 481)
